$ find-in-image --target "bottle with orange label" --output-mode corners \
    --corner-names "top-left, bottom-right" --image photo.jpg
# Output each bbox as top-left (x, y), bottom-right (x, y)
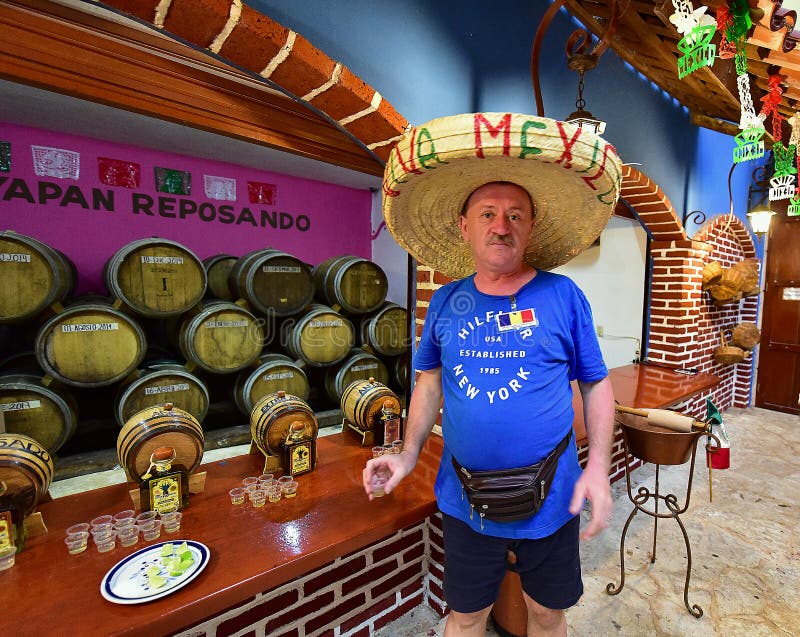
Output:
top-left (139, 446), bottom-right (190, 513)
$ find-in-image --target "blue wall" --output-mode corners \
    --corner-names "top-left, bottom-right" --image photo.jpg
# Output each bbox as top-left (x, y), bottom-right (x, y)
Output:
top-left (250, 0), bottom-right (751, 236)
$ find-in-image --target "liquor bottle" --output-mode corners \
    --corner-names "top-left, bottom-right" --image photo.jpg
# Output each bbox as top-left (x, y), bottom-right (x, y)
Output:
top-left (381, 400), bottom-right (401, 445)
top-left (0, 480), bottom-right (28, 552)
top-left (282, 420), bottom-right (316, 476)
top-left (139, 446), bottom-right (190, 513)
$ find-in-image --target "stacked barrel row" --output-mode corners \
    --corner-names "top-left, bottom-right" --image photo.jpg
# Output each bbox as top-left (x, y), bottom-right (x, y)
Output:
top-left (0, 231), bottom-right (410, 465)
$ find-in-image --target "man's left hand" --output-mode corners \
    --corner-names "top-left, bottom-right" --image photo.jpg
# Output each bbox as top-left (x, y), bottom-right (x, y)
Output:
top-left (569, 462), bottom-right (612, 540)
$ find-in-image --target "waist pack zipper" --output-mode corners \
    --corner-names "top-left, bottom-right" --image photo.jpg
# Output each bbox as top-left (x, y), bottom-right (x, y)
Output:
top-left (540, 479), bottom-right (545, 500)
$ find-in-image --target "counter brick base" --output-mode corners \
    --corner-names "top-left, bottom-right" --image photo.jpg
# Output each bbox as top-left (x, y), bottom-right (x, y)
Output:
top-left (174, 515), bottom-right (447, 637)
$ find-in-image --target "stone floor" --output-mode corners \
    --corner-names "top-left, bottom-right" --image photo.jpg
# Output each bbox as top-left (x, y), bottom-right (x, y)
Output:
top-left (373, 407), bottom-right (799, 637)
top-left (49, 407), bottom-right (798, 636)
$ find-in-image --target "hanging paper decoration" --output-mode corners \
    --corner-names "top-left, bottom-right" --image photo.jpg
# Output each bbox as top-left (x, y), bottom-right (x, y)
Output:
top-left (716, 7), bottom-right (736, 58)
top-left (31, 145), bottom-right (80, 179)
top-left (154, 166), bottom-right (191, 195)
top-left (247, 181), bottom-right (277, 205)
top-left (670, 0), bottom-right (717, 78)
top-left (204, 175), bottom-right (236, 201)
top-left (0, 142), bottom-right (9, 172)
top-left (789, 112), bottom-right (800, 215)
top-left (733, 75), bottom-right (765, 163)
top-left (759, 73), bottom-right (785, 141)
top-left (98, 157), bottom-right (141, 189)
top-left (706, 399), bottom-right (730, 470)
top-left (768, 142), bottom-right (797, 200)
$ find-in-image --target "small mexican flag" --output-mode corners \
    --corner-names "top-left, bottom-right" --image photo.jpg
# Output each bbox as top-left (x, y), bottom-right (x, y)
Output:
top-left (706, 399), bottom-right (730, 470)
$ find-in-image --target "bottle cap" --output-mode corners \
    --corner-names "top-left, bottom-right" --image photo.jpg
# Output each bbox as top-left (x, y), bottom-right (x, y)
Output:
top-left (163, 402), bottom-right (174, 411)
top-left (277, 390), bottom-right (286, 398)
top-left (151, 447), bottom-right (176, 462)
top-left (290, 421), bottom-right (305, 434)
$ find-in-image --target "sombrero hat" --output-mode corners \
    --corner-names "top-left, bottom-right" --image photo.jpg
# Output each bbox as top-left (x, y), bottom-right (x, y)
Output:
top-left (381, 112), bottom-right (623, 279)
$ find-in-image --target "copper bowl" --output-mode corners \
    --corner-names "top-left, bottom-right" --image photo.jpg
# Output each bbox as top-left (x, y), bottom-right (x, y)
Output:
top-left (617, 413), bottom-right (702, 465)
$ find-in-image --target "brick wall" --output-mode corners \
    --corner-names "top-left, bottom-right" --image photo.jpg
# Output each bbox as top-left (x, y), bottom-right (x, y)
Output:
top-left (175, 516), bottom-right (447, 637)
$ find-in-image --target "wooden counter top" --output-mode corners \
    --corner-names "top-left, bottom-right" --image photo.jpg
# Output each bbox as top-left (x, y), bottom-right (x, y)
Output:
top-left (2, 434), bottom-right (443, 637)
top-left (572, 363), bottom-right (720, 444)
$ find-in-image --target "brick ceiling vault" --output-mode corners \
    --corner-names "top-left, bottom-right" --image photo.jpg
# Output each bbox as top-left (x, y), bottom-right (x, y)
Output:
top-left (98, 0), bottom-right (702, 245)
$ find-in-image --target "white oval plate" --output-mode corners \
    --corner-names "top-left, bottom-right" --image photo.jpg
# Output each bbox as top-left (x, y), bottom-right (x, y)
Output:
top-left (100, 540), bottom-right (210, 605)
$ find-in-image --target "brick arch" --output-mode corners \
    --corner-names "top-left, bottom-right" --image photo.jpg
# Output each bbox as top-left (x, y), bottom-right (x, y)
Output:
top-left (100, 0), bottom-right (408, 162)
top-left (693, 215), bottom-right (758, 260)
top-left (618, 164), bottom-right (686, 242)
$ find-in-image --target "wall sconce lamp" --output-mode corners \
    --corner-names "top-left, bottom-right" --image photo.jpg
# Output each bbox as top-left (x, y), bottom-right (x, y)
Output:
top-left (746, 206), bottom-right (775, 238)
top-left (747, 164), bottom-right (774, 239)
top-left (565, 53), bottom-right (607, 135)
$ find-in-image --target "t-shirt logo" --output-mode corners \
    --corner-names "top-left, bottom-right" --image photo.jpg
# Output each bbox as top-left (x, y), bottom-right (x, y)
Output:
top-left (496, 308), bottom-right (538, 332)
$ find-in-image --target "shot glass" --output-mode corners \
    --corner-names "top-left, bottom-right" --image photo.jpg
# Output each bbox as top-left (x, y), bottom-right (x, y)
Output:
top-left (277, 475), bottom-right (293, 485)
top-left (371, 446), bottom-right (384, 458)
top-left (64, 532), bottom-right (89, 555)
top-left (257, 473), bottom-right (274, 485)
top-left (391, 440), bottom-right (403, 454)
top-left (267, 485), bottom-right (282, 503)
top-left (245, 483), bottom-right (261, 500)
top-left (381, 444), bottom-right (394, 456)
top-left (91, 523), bottom-right (114, 536)
top-left (113, 510), bottom-right (135, 525)
top-left (90, 515), bottom-right (113, 528)
top-left (242, 476), bottom-right (259, 488)
top-left (161, 511), bottom-right (182, 533)
top-left (117, 525), bottom-right (139, 547)
top-left (140, 519), bottom-right (163, 541)
top-left (92, 530), bottom-right (117, 553)
top-left (66, 523), bottom-right (90, 537)
top-left (135, 511), bottom-right (158, 525)
top-left (370, 469), bottom-right (388, 498)
top-left (250, 488), bottom-right (267, 508)
top-left (229, 487), bottom-right (246, 505)
top-left (281, 480), bottom-right (299, 498)
top-left (0, 546), bottom-right (17, 570)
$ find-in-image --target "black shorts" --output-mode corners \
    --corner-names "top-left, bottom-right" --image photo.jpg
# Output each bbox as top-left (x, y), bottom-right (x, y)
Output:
top-left (441, 514), bottom-right (583, 613)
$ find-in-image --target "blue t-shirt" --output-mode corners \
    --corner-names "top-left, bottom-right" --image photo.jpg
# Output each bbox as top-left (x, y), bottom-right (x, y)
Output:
top-left (415, 270), bottom-right (607, 539)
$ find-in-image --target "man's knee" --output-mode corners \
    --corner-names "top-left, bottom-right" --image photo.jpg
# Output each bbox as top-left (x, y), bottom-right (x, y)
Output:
top-left (446, 606), bottom-right (492, 631)
top-left (523, 595), bottom-right (565, 630)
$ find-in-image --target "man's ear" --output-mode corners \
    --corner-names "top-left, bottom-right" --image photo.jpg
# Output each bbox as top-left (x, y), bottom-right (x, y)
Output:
top-left (458, 215), bottom-right (469, 241)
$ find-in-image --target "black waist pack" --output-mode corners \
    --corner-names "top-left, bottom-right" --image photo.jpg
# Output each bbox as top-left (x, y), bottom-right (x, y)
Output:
top-left (451, 430), bottom-right (572, 528)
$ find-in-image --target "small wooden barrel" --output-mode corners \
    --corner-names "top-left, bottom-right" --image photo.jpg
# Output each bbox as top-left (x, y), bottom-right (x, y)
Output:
top-left (0, 230), bottom-right (75, 323)
top-left (34, 301), bottom-right (147, 387)
top-left (115, 366), bottom-right (209, 427)
top-left (340, 378), bottom-right (400, 433)
top-left (391, 353), bottom-right (408, 393)
top-left (282, 304), bottom-right (354, 367)
top-left (324, 349), bottom-right (389, 403)
top-left (0, 432), bottom-right (55, 515)
top-left (117, 403), bottom-right (204, 482)
top-left (313, 255), bottom-right (388, 315)
top-left (234, 353), bottom-right (309, 414)
top-left (359, 302), bottom-right (409, 356)
top-left (104, 237), bottom-right (207, 318)
top-left (203, 253), bottom-right (237, 300)
top-left (250, 391), bottom-right (318, 457)
top-left (178, 301), bottom-right (263, 373)
top-left (229, 249), bottom-right (314, 317)
top-left (0, 374), bottom-right (78, 453)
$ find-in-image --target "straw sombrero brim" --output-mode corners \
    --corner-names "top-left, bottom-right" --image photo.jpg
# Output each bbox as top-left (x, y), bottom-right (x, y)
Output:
top-left (382, 113), bottom-right (623, 279)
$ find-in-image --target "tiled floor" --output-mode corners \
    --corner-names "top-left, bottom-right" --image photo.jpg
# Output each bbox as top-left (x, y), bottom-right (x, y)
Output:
top-left (374, 407), bottom-right (799, 637)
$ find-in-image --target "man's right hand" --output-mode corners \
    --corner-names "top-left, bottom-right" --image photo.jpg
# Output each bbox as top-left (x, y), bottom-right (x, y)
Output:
top-left (362, 450), bottom-right (417, 500)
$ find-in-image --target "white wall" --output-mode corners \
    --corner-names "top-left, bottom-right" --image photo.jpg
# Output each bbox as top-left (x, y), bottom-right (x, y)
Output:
top-left (371, 189), bottom-right (410, 307)
top-left (554, 216), bottom-right (648, 369)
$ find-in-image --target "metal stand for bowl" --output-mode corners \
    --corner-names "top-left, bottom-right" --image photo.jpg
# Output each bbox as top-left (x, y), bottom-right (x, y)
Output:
top-left (606, 420), bottom-right (720, 618)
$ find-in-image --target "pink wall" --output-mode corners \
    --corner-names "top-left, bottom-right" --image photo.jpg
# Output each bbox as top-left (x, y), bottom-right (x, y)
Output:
top-left (0, 123), bottom-right (371, 295)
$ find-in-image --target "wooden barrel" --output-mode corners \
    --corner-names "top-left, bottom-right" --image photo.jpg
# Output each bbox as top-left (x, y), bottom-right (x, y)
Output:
top-left (234, 353), bottom-right (309, 414)
top-left (178, 301), bottom-right (263, 374)
top-left (250, 391), bottom-right (318, 457)
top-left (115, 366), bottom-right (209, 427)
top-left (116, 403), bottom-right (204, 482)
top-left (0, 374), bottom-right (78, 453)
top-left (203, 253), bottom-right (237, 300)
top-left (324, 349), bottom-right (389, 403)
top-left (391, 353), bottom-right (408, 393)
top-left (34, 301), bottom-right (147, 387)
top-left (103, 237), bottom-right (207, 318)
top-left (313, 255), bottom-right (388, 314)
top-left (228, 249), bottom-right (314, 317)
top-left (0, 432), bottom-right (55, 515)
top-left (0, 230), bottom-right (75, 323)
top-left (359, 302), bottom-right (409, 356)
top-left (340, 378), bottom-right (400, 433)
top-left (282, 304), bottom-right (354, 367)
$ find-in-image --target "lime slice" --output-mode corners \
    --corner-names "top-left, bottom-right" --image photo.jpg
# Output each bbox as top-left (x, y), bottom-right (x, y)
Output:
top-left (149, 575), bottom-right (167, 588)
top-left (145, 565), bottom-right (161, 577)
top-left (178, 541), bottom-right (189, 554)
top-left (179, 557), bottom-right (194, 571)
top-left (160, 543), bottom-right (174, 557)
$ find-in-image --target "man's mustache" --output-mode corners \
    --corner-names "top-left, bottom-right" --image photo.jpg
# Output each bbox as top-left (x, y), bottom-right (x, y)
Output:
top-left (487, 234), bottom-right (513, 246)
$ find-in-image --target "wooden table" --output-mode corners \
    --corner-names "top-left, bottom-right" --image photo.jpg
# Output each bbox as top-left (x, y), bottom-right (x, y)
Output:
top-left (2, 434), bottom-right (443, 637)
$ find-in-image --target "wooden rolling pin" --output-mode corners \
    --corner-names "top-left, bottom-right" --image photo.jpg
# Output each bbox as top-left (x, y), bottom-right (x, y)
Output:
top-left (615, 405), bottom-right (708, 432)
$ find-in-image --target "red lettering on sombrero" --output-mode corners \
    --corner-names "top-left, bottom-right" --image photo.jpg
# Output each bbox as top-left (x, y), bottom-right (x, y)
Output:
top-left (554, 121), bottom-right (583, 169)
top-left (474, 113), bottom-right (511, 158)
top-left (579, 140), bottom-right (619, 193)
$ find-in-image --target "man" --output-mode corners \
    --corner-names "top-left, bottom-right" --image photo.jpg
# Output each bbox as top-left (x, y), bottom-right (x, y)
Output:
top-left (366, 113), bottom-right (621, 636)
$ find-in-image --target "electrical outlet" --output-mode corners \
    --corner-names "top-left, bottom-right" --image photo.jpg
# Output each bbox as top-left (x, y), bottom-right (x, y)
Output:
top-left (596, 325), bottom-right (604, 337)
